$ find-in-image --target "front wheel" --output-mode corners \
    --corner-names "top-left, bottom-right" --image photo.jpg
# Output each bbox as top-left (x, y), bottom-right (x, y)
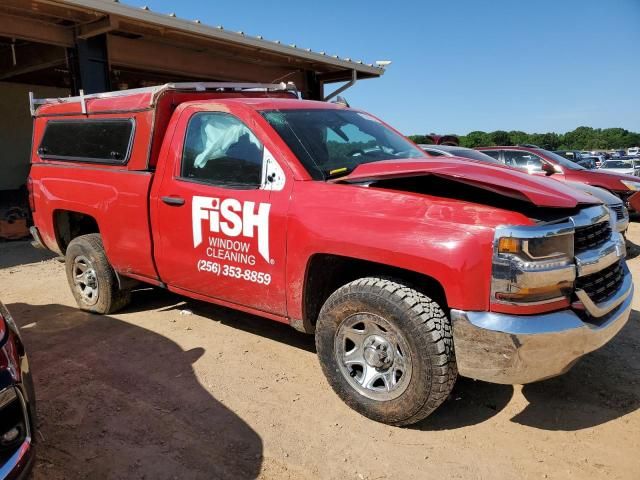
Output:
top-left (315, 277), bottom-right (457, 426)
top-left (65, 233), bottom-right (131, 314)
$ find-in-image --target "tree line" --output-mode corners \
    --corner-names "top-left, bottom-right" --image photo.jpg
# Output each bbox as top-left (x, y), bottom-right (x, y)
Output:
top-left (408, 126), bottom-right (640, 150)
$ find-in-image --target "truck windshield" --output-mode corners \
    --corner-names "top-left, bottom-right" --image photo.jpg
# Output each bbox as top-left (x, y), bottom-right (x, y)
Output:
top-left (261, 109), bottom-right (426, 180)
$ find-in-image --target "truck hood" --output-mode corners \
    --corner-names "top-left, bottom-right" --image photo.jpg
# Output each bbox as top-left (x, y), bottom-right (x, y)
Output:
top-left (336, 158), bottom-right (600, 208)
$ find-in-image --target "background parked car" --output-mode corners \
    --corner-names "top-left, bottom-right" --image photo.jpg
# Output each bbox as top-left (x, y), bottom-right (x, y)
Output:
top-left (576, 157), bottom-right (599, 169)
top-left (420, 144), bottom-right (629, 232)
top-left (590, 155), bottom-right (606, 167)
top-left (628, 147), bottom-right (640, 156)
top-left (554, 150), bottom-right (602, 168)
top-left (418, 144), bottom-right (498, 162)
top-left (477, 145), bottom-right (640, 213)
top-left (599, 159), bottom-right (640, 176)
top-left (0, 301), bottom-right (35, 479)
top-left (553, 150), bottom-right (582, 160)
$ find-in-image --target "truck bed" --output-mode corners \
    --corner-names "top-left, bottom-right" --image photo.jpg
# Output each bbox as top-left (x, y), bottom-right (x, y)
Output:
top-left (30, 164), bottom-right (159, 282)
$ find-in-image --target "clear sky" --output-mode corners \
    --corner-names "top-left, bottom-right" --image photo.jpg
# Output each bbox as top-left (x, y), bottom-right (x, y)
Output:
top-left (123, 0), bottom-right (639, 135)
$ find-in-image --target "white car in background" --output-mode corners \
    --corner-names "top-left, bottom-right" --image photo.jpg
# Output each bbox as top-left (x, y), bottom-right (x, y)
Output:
top-left (599, 159), bottom-right (640, 176)
top-left (628, 147), bottom-right (640, 156)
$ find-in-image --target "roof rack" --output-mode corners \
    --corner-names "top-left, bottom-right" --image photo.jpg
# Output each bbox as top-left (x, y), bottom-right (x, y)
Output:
top-left (29, 81), bottom-right (298, 116)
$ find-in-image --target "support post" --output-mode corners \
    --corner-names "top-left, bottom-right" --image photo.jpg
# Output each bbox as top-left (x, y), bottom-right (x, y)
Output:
top-left (74, 34), bottom-right (110, 94)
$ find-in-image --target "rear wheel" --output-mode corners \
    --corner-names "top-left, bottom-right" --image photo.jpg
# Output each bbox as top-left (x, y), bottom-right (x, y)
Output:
top-left (65, 234), bottom-right (131, 314)
top-left (315, 277), bottom-right (457, 426)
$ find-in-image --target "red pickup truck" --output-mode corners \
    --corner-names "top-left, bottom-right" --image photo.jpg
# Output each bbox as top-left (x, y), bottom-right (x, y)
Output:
top-left (28, 83), bottom-right (633, 426)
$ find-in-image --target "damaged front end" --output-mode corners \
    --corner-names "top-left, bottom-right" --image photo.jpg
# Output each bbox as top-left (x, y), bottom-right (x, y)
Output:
top-left (454, 203), bottom-right (632, 384)
top-left (338, 160), bottom-right (633, 385)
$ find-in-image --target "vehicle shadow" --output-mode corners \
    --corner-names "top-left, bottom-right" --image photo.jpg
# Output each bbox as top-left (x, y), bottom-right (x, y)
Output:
top-left (125, 288), bottom-right (515, 432)
top-left (412, 378), bottom-right (514, 431)
top-left (7, 302), bottom-right (263, 480)
top-left (625, 236), bottom-right (640, 260)
top-left (512, 310), bottom-right (640, 431)
top-left (417, 310), bottom-right (640, 431)
top-left (0, 241), bottom-right (57, 269)
top-left (124, 286), bottom-right (316, 354)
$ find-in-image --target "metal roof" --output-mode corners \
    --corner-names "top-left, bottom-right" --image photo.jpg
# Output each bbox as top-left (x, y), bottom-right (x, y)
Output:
top-left (55, 0), bottom-right (385, 78)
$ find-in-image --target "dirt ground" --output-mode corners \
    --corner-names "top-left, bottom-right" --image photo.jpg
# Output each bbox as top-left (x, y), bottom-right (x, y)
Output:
top-left (0, 227), bottom-right (639, 480)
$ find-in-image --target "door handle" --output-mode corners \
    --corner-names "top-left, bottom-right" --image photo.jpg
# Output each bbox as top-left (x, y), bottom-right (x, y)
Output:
top-left (161, 196), bottom-right (185, 206)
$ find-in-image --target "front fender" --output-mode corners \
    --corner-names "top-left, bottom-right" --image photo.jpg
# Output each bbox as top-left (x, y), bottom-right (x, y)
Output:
top-left (285, 182), bottom-right (508, 320)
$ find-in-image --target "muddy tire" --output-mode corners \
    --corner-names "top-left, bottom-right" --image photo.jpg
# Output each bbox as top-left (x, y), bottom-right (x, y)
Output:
top-left (65, 233), bottom-right (131, 314)
top-left (315, 277), bottom-right (457, 426)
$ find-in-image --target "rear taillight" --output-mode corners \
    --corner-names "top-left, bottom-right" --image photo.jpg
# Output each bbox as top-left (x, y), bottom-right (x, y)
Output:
top-left (26, 178), bottom-right (35, 213)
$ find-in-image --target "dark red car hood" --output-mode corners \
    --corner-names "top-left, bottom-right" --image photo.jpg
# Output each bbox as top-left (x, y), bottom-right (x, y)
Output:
top-left (336, 158), bottom-right (600, 208)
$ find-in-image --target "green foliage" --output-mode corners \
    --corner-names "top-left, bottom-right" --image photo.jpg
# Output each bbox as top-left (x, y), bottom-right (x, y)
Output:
top-left (411, 127), bottom-right (640, 150)
top-left (460, 131), bottom-right (492, 147)
top-left (407, 135), bottom-right (431, 145)
top-left (490, 130), bottom-right (511, 146)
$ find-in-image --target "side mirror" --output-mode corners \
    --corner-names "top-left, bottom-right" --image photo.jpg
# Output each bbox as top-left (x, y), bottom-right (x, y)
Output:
top-left (541, 162), bottom-right (555, 176)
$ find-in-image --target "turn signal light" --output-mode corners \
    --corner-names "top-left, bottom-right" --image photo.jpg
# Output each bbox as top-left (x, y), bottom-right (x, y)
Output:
top-left (495, 281), bottom-right (573, 303)
top-left (498, 237), bottom-right (521, 254)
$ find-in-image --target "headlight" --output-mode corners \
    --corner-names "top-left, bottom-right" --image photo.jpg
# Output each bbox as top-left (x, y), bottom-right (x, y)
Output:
top-left (621, 180), bottom-right (640, 191)
top-left (492, 228), bottom-right (576, 305)
top-left (498, 233), bottom-right (574, 260)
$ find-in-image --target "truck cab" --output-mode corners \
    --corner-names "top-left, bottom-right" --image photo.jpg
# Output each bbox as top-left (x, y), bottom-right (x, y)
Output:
top-left (28, 83), bottom-right (634, 426)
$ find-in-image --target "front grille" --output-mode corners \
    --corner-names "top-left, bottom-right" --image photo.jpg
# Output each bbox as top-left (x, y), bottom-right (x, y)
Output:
top-left (576, 260), bottom-right (624, 304)
top-left (611, 204), bottom-right (625, 221)
top-left (574, 221), bottom-right (611, 252)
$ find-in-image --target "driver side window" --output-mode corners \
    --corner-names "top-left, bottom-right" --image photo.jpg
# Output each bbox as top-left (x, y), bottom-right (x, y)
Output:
top-left (504, 151), bottom-right (544, 173)
top-left (181, 112), bottom-right (264, 188)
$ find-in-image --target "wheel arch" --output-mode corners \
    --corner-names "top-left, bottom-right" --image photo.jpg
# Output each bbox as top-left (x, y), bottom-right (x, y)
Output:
top-left (298, 253), bottom-right (448, 334)
top-left (53, 209), bottom-right (100, 254)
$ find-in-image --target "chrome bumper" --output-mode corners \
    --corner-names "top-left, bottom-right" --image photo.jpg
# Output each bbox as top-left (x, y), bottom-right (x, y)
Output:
top-left (615, 215), bottom-right (629, 234)
top-left (450, 273), bottom-right (633, 384)
top-left (29, 226), bottom-right (46, 251)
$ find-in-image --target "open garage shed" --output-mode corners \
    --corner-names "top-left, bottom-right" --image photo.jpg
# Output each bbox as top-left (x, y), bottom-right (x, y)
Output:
top-left (0, 0), bottom-right (383, 196)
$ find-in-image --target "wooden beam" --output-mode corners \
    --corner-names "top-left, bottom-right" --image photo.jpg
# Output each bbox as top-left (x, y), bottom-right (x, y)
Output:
top-left (107, 34), bottom-right (307, 87)
top-left (317, 70), bottom-right (370, 84)
top-left (0, 58), bottom-right (65, 80)
top-left (77, 16), bottom-right (119, 40)
top-left (0, 42), bottom-right (67, 79)
top-left (0, 14), bottom-right (73, 47)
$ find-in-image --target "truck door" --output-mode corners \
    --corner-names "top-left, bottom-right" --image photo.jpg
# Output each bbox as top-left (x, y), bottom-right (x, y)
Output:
top-left (151, 106), bottom-right (290, 317)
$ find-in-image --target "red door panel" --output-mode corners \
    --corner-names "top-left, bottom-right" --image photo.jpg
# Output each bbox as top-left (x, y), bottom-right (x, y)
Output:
top-left (150, 105), bottom-right (290, 316)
